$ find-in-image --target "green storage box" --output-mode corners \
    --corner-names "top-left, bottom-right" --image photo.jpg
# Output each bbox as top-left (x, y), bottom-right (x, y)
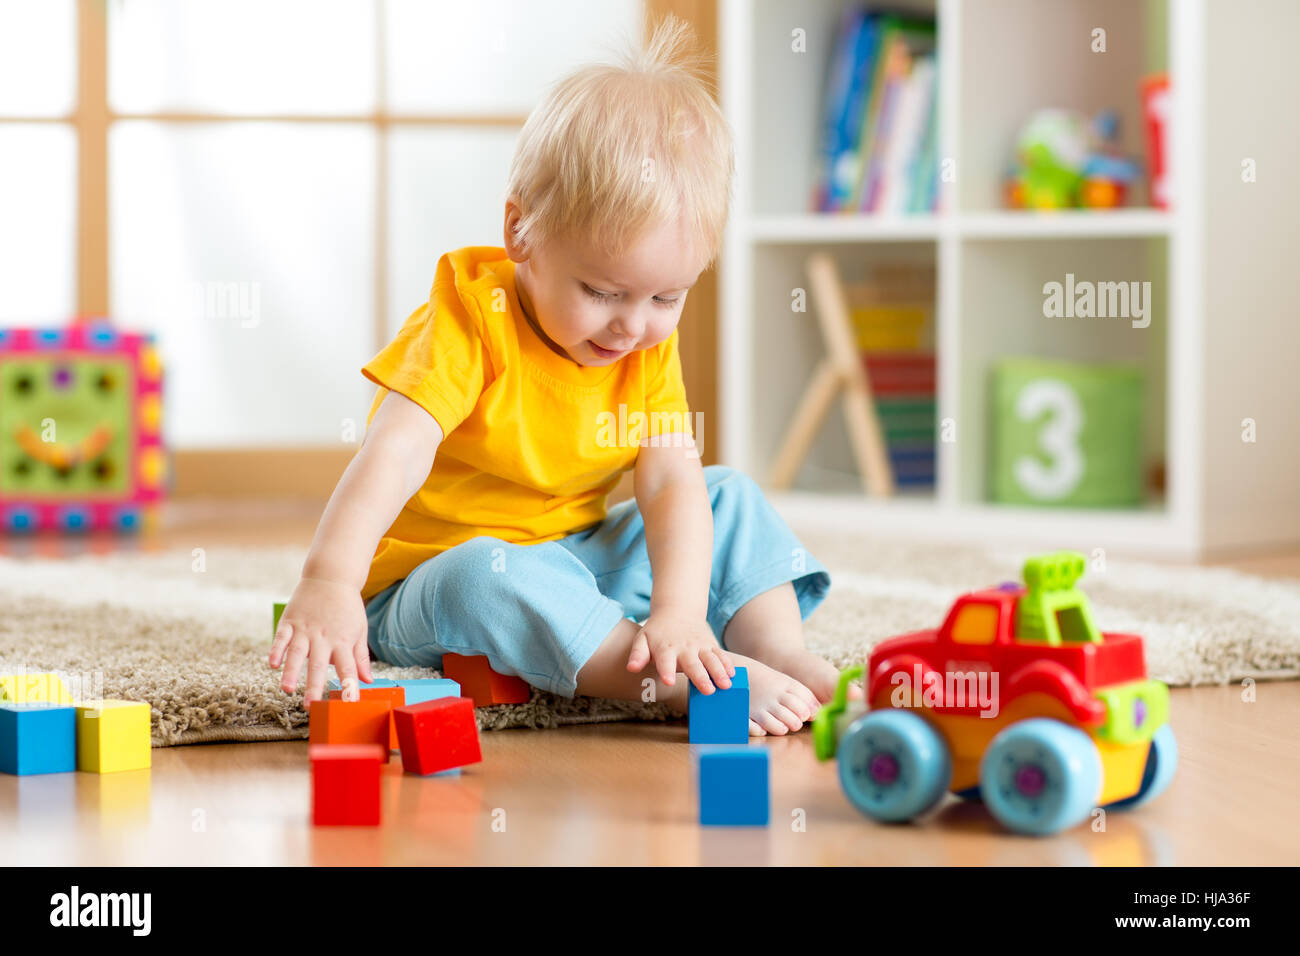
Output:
top-left (990, 358), bottom-right (1144, 507)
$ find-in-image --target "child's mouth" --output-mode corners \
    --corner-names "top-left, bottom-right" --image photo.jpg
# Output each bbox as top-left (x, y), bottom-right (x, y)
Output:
top-left (588, 341), bottom-right (626, 359)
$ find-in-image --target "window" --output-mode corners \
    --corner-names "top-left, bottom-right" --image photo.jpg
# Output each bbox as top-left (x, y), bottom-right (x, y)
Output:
top-left (0, 0), bottom-right (77, 323)
top-left (2, 0), bottom-right (642, 447)
top-left (949, 603), bottom-right (999, 645)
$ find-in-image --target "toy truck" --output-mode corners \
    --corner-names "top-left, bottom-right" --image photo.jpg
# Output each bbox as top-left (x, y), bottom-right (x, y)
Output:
top-left (813, 552), bottom-right (1177, 835)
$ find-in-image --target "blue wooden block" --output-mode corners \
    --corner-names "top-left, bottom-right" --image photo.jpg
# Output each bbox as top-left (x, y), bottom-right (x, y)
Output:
top-left (0, 703), bottom-right (77, 775)
top-left (326, 678), bottom-right (398, 691)
top-left (697, 747), bottom-right (769, 826)
top-left (688, 666), bottom-right (749, 743)
top-left (393, 678), bottom-right (460, 706)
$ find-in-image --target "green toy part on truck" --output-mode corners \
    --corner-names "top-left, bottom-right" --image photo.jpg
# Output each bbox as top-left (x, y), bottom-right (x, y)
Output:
top-left (1095, 678), bottom-right (1169, 745)
top-left (812, 664), bottom-right (864, 762)
top-left (1015, 551), bottom-right (1102, 645)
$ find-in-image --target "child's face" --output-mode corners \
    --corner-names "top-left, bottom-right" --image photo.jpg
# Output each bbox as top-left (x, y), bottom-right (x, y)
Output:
top-left (507, 211), bottom-right (706, 367)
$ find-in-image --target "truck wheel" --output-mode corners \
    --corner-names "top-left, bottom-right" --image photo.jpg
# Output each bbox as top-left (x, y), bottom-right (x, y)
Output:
top-left (979, 719), bottom-right (1102, 836)
top-left (1106, 725), bottom-right (1178, 811)
top-left (837, 710), bottom-right (951, 823)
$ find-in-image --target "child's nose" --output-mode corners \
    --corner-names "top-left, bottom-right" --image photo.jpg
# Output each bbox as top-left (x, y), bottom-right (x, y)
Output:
top-left (609, 312), bottom-right (645, 343)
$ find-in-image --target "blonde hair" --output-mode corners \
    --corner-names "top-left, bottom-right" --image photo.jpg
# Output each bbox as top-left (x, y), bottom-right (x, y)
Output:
top-left (506, 14), bottom-right (734, 270)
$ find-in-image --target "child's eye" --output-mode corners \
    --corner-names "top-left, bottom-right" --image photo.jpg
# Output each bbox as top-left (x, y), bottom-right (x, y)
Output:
top-left (582, 283), bottom-right (681, 308)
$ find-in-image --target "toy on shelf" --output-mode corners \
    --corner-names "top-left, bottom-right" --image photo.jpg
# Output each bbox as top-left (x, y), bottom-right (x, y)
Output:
top-left (814, 552), bottom-right (1177, 836)
top-left (847, 264), bottom-right (937, 489)
top-left (768, 254), bottom-right (896, 496)
top-left (1141, 74), bottom-right (1171, 209)
top-left (311, 743), bottom-right (384, 826)
top-left (696, 747), bottom-right (770, 826)
top-left (0, 317), bottom-right (166, 533)
top-left (991, 357), bottom-right (1144, 507)
top-left (76, 699), bottom-right (152, 773)
top-left (1003, 109), bottom-right (1140, 210)
top-left (441, 652), bottom-right (531, 706)
top-left (392, 697), bottom-right (482, 776)
top-left (1079, 111), bottom-right (1142, 208)
top-left (688, 666), bottom-right (750, 744)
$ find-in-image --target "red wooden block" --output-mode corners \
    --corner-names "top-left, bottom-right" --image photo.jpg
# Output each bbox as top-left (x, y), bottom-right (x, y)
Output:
top-left (310, 744), bottom-right (384, 826)
top-left (441, 653), bottom-right (531, 706)
top-left (392, 697), bottom-right (482, 776)
top-left (327, 687), bottom-right (405, 750)
top-left (308, 699), bottom-right (392, 762)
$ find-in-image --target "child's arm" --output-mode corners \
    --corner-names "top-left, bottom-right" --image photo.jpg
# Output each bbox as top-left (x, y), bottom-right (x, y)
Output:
top-left (628, 434), bottom-right (734, 693)
top-left (269, 390), bottom-right (443, 703)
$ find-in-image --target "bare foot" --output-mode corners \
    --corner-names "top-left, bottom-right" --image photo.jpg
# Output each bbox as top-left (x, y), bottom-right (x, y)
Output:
top-left (664, 654), bottom-right (841, 736)
top-left (761, 648), bottom-right (864, 708)
top-left (715, 654), bottom-right (817, 736)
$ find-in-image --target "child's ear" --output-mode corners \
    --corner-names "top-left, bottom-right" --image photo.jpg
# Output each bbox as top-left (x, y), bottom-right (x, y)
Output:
top-left (503, 200), bottom-right (528, 261)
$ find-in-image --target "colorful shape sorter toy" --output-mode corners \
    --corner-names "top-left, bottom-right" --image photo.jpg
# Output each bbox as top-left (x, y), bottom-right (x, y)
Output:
top-left (0, 319), bottom-right (166, 532)
top-left (688, 666), bottom-right (750, 744)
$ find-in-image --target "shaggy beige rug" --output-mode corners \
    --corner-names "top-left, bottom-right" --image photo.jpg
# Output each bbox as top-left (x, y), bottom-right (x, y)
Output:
top-left (2, 533), bottom-right (1298, 747)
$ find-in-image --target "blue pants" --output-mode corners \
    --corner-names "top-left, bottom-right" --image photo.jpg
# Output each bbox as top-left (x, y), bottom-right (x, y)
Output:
top-left (364, 465), bottom-right (831, 697)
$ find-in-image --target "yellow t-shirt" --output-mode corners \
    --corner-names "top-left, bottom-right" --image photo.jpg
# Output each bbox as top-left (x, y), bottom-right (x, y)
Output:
top-left (359, 245), bottom-right (693, 602)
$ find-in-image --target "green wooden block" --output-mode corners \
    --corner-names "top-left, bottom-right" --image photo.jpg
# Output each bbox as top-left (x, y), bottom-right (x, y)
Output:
top-left (273, 601), bottom-right (286, 636)
top-left (990, 358), bottom-right (1143, 507)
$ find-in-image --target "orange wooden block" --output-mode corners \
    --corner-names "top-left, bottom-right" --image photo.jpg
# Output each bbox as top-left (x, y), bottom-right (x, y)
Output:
top-left (328, 686), bottom-right (405, 750)
top-left (308, 699), bottom-right (391, 761)
top-left (441, 653), bottom-right (531, 706)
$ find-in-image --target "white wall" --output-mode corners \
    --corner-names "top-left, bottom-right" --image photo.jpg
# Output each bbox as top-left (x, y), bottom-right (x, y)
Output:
top-left (1201, 0), bottom-right (1300, 551)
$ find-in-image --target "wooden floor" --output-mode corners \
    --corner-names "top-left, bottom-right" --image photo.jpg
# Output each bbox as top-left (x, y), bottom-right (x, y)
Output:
top-left (3, 499), bottom-right (1299, 865)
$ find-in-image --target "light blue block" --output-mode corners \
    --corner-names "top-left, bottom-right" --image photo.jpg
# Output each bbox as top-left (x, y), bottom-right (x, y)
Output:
top-left (394, 678), bottom-right (460, 706)
top-left (0, 703), bottom-right (77, 775)
top-left (697, 746), bottom-right (769, 826)
top-left (688, 666), bottom-right (749, 744)
top-left (326, 678), bottom-right (398, 692)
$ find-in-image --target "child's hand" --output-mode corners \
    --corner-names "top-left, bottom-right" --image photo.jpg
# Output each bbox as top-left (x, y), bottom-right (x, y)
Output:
top-left (268, 576), bottom-right (373, 703)
top-left (627, 608), bottom-right (735, 694)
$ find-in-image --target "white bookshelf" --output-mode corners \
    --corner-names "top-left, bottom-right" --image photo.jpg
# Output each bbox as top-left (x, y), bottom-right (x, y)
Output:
top-left (719, 0), bottom-right (1300, 558)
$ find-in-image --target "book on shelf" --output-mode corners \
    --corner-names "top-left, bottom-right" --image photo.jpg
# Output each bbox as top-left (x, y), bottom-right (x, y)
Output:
top-left (812, 7), bottom-right (938, 215)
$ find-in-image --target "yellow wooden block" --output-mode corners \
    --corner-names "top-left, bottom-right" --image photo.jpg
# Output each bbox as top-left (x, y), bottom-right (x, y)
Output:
top-left (76, 700), bottom-right (152, 773)
top-left (0, 672), bottom-right (74, 704)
